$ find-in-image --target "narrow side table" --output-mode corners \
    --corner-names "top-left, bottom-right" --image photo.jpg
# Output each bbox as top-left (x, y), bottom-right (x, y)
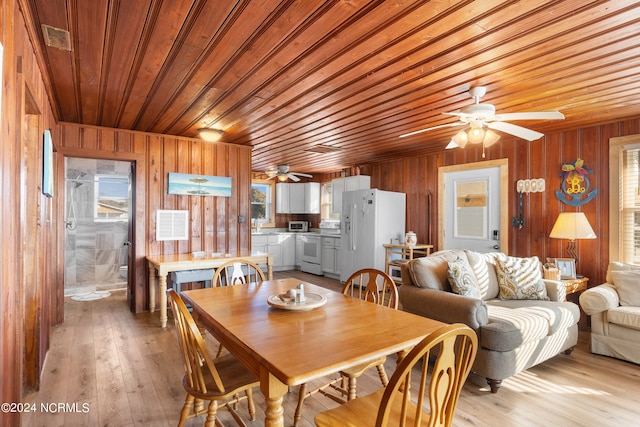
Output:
top-left (383, 243), bottom-right (433, 285)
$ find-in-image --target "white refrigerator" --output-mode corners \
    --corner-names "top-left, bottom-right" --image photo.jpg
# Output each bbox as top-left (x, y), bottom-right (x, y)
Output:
top-left (340, 189), bottom-right (406, 283)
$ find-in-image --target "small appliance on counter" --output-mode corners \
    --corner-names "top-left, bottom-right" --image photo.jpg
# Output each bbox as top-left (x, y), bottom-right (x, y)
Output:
top-left (288, 220), bottom-right (309, 232)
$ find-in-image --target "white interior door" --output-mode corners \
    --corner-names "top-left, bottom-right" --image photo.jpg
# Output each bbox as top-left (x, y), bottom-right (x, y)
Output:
top-left (439, 160), bottom-right (508, 253)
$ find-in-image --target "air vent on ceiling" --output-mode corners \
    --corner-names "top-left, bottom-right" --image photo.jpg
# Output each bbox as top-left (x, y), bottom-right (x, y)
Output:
top-left (156, 210), bottom-right (189, 241)
top-left (41, 24), bottom-right (71, 51)
top-left (306, 145), bottom-right (341, 154)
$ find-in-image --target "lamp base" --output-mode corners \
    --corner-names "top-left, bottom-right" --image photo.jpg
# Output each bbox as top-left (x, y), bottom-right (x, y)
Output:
top-left (565, 240), bottom-right (578, 263)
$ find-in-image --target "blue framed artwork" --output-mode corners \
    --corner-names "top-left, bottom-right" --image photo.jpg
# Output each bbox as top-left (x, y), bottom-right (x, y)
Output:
top-left (43, 130), bottom-right (54, 197)
top-left (167, 172), bottom-right (231, 197)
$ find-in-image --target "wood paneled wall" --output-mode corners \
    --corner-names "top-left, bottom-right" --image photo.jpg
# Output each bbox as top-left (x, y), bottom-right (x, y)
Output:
top-left (57, 123), bottom-right (253, 314)
top-left (1, 0), bottom-right (59, 423)
top-left (354, 118), bottom-right (640, 290)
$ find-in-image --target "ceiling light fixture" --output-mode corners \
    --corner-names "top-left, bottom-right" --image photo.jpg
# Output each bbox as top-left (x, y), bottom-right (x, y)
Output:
top-left (446, 127), bottom-right (500, 157)
top-left (197, 128), bottom-right (224, 142)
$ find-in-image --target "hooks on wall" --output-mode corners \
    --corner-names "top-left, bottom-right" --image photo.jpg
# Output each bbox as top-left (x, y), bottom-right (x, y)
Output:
top-left (516, 178), bottom-right (545, 193)
top-left (513, 179), bottom-right (546, 229)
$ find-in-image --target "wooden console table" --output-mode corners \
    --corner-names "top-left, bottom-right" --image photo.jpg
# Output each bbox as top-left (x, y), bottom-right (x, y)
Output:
top-left (383, 243), bottom-right (433, 285)
top-left (146, 251), bottom-right (273, 327)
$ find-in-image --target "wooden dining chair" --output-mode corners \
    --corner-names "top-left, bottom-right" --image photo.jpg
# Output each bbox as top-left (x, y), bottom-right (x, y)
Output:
top-left (212, 259), bottom-right (266, 287)
top-left (167, 289), bottom-right (260, 427)
top-left (212, 259), bottom-right (266, 357)
top-left (294, 268), bottom-right (398, 427)
top-left (314, 323), bottom-right (478, 427)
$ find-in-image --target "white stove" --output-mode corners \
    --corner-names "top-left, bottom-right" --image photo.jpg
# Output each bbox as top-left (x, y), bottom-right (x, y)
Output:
top-left (319, 220), bottom-right (341, 235)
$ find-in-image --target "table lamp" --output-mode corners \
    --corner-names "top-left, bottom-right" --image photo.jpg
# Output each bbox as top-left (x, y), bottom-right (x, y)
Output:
top-left (549, 212), bottom-right (596, 263)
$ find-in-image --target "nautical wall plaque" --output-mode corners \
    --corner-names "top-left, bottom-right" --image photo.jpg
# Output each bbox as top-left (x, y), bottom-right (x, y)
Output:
top-left (555, 158), bottom-right (597, 206)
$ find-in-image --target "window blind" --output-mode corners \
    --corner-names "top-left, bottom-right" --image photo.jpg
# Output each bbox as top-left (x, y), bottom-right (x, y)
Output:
top-left (621, 148), bottom-right (640, 263)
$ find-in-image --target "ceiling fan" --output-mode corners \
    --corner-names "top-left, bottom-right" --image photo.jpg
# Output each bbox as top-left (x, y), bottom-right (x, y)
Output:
top-left (265, 165), bottom-right (313, 182)
top-left (399, 86), bottom-right (565, 146)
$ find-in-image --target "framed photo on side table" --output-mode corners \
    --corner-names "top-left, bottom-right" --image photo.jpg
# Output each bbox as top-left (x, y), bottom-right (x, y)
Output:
top-left (554, 258), bottom-right (576, 280)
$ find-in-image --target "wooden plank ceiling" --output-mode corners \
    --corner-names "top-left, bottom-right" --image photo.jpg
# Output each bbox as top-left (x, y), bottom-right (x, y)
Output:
top-left (21, 0), bottom-right (640, 174)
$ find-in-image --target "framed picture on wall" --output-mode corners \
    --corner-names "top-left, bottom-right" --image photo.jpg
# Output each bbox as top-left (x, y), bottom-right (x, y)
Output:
top-left (42, 130), bottom-right (54, 197)
top-left (554, 258), bottom-right (576, 280)
top-left (167, 172), bottom-right (231, 197)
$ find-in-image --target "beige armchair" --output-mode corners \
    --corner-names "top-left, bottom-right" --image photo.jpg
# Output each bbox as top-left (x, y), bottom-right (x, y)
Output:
top-left (579, 262), bottom-right (640, 364)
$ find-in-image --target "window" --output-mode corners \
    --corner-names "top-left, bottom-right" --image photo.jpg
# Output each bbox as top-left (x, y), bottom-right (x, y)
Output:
top-left (251, 179), bottom-right (275, 227)
top-left (621, 148), bottom-right (640, 262)
top-left (321, 182), bottom-right (340, 220)
top-left (95, 175), bottom-right (129, 221)
top-left (610, 135), bottom-right (640, 264)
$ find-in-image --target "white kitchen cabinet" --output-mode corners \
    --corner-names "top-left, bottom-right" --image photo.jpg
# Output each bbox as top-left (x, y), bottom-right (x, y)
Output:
top-left (281, 234), bottom-right (295, 268)
top-left (251, 235), bottom-right (269, 254)
top-left (276, 182), bottom-right (320, 214)
top-left (295, 234), bottom-right (304, 267)
top-left (321, 236), bottom-right (341, 278)
top-left (276, 183), bottom-right (290, 214)
top-left (289, 183), bottom-right (306, 213)
top-left (251, 233), bottom-right (296, 271)
top-left (331, 175), bottom-right (370, 213)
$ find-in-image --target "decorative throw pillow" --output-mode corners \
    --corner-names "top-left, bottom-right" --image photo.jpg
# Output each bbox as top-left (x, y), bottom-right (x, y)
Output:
top-left (495, 256), bottom-right (549, 300)
top-left (447, 257), bottom-right (481, 299)
top-left (610, 270), bottom-right (640, 306)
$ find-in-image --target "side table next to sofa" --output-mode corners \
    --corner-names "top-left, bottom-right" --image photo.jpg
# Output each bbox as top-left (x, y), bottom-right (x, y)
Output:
top-left (562, 277), bottom-right (589, 299)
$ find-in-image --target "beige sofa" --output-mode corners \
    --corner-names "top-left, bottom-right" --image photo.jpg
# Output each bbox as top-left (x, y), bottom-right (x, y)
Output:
top-left (579, 262), bottom-right (640, 364)
top-left (399, 249), bottom-right (580, 393)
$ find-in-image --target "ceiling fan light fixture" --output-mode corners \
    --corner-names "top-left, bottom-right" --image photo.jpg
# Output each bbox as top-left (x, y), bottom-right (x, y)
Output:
top-left (198, 128), bottom-right (224, 142)
top-left (277, 175), bottom-right (289, 182)
top-left (452, 130), bottom-right (468, 148)
top-left (483, 129), bottom-right (501, 147)
top-left (468, 127), bottom-right (485, 144)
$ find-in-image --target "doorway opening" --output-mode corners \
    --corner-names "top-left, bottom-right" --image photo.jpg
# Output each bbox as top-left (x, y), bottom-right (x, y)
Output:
top-left (64, 157), bottom-right (132, 297)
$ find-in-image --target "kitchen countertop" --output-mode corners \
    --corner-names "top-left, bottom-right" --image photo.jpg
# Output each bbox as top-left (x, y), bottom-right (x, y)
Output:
top-left (251, 229), bottom-right (340, 237)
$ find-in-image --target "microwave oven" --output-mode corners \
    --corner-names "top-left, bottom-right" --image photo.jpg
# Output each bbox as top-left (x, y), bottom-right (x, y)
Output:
top-left (288, 221), bottom-right (309, 232)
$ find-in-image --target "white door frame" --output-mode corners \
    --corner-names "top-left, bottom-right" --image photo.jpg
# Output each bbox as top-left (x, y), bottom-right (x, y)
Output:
top-left (438, 159), bottom-right (509, 253)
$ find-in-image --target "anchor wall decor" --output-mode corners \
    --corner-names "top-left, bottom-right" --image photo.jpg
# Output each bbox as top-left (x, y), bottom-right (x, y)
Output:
top-left (555, 158), bottom-right (597, 207)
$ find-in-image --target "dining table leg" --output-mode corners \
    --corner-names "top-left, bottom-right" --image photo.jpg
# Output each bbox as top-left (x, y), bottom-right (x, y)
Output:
top-left (148, 264), bottom-right (157, 313)
top-left (261, 368), bottom-right (288, 427)
top-left (159, 274), bottom-right (168, 328)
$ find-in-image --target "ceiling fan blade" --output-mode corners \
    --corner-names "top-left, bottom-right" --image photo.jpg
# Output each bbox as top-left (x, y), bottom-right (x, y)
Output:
top-left (288, 174), bottom-right (301, 182)
top-left (292, 172), bottom-right (313, 178)
top-left (265, 175), bottom-right (276, 180)
top-left (494, 111), bottom-right (565, 121)
top-left (488, 121), bottom-right (544, 141)
top-left (399, 121), bottom-right (465, 138)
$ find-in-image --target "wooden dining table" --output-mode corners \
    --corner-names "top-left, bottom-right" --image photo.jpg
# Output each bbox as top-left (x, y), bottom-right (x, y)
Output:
top-left (180, 277), bottom-right (446, 427)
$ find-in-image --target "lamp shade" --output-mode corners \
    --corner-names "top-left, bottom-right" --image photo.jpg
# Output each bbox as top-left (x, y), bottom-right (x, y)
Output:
top-left (482, 129), bottom-right (501, 147)
top-left (467, 127), bottom-right (485, 144)
top-left (549, 212), bottom-right (597, 240)
top-left (197, 128), bottom-right (224, 142)
top-left (452, 130), bottom-right (469, 148)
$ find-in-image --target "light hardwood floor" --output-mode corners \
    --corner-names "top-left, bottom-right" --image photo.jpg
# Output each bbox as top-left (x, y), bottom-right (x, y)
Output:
top-left (23, 270), bottom-right (640, 427)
